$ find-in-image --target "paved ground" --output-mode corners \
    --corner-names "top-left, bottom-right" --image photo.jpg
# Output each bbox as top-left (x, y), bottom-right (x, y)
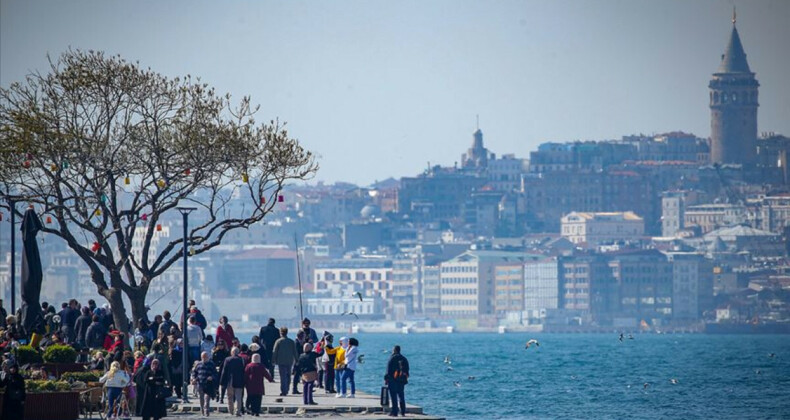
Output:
top-left (87, 379), bottom-right (442, 420)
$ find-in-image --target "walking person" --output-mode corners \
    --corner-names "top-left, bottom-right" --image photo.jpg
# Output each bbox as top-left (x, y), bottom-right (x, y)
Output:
top-left (292, 330), bottom-right (306, 394)
top-left (271, 327), bottom-right (298, 396)
top-left (211, 339), bottom-right (229, 403)
top-left (297, 341), bottom-right (324, 405)
top-left (244, 353), bottom-right (274, 416)
top-left (140, 358), bottom-right (168, 420)
top-left (191, 351), bottom-right (218, 416)
top-left (185, 317), bottom-right (203, 368)
top-left (385, 345), bottom-right (410, 417)
top-left (259, 318), bottom-right (278, 373)
top-left (341, 337), bottom-right (359, 398)
top-left (100, 361), bottom-right (131, 418)
top-left (219, 346), bottom-right (245, 416)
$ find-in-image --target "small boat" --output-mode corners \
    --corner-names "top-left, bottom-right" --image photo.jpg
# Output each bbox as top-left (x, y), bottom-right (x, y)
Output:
top-left (401, 326), bottom-right (411, 334)
top-left (446, 326), bottom-right (454, 334)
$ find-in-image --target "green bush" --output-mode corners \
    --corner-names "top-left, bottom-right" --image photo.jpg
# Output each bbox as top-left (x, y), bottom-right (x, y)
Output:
top-left (42, 344), bottom-right (77, 364)
top-left (25, 379), bottom-right (71, 393)
top-left (60, 371), bottom-right (102, 383)
top-left (14, 345), bottom-right (43, 365)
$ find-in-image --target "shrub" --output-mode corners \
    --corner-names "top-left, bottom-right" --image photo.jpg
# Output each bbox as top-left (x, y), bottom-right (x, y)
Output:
top-left (43, 344), bottom-right (78, 364)
top-left (60, 371), bottom-right (102, 383)
top-left (25, 379), bottom-right (71, 393)
top-left (14, 345), bottom-right (43, 365)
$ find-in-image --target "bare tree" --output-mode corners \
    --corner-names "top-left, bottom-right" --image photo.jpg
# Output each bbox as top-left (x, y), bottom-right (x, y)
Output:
top-left (0, 50), bottom-right (317, 333)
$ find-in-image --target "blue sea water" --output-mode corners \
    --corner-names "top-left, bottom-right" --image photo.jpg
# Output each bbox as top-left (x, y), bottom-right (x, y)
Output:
top-left (243, 333), bottom-right (790, 419)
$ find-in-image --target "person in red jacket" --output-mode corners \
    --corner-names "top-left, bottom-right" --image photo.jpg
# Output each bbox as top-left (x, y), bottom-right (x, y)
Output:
top-left (244, 353), bottom-right (274, 416)
top-left (215, 316), bottom-right (235, 348)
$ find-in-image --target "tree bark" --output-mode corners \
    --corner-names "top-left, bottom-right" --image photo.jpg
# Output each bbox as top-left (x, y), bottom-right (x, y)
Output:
top-left (129, 284), bottom-right (150, 330)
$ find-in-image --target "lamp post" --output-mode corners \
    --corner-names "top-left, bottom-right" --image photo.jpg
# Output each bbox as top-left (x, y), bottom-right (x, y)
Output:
top-left (8, 198), bottom-right (16, 314)
top-left (176, 206), bottom-right (196, 404)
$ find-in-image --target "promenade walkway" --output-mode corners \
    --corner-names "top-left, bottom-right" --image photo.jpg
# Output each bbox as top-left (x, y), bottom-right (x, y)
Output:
top-left (167, 379), bottom-right (441, 419)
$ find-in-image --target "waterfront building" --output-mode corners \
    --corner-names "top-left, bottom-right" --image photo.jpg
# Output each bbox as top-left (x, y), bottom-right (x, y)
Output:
top-left (313, 258), bottom-right (393, 302)
top-left (439, 250), bottom-right (528, 325)
top-left (664, 251), bottom-right (714, 321)
top-left (561, 211), bottom-right (644, 247)
top-left (494, 263), bottom-right (525, 315)
top-left (683, 203), bottom-right (749, 234)
top-left (607, 250), bottom-right (674, 324)
top-left (523, 257), bottom-right (560, 322)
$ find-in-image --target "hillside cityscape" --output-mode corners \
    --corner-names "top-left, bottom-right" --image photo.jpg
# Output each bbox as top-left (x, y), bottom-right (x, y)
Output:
top-left (2, 13), bottom-right (789, 335)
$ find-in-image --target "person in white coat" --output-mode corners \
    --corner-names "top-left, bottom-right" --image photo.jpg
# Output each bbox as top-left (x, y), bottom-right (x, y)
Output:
top-left (100, 361), bottom-right (131, 417)
top-left (340, 337), bottom-right (359, 398)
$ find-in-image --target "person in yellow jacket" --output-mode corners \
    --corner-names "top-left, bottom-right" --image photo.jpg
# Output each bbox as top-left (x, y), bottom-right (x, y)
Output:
top-left (325, 336), bottom-right (347, 396)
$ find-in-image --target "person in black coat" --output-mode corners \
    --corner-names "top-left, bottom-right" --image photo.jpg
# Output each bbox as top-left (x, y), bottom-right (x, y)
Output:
top-left (85, 315), bottom-right (107, 349)
top-left (140, 359), bottom-right (167, 420)
top-left (74, 307), bottom-right (92, 346)
top-left (384, 345), bottom-right (410, 417)
top-left (0, 362), bottom-right (26, 420)
top-left (133, 361), bottom-right (151, 416)
top-left (259, 318), bottom-right (279, 372)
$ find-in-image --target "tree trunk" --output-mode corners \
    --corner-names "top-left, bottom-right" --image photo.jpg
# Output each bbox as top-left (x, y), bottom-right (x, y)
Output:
top-left (100, 286), bottom-right (130, 336)
top-left (128, 284), bottom-right (150, 329)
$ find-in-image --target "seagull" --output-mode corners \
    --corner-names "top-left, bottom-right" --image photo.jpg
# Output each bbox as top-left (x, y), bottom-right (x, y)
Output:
top-left (453, 381), bottom-right (461, 388)
top-left (768, 353), bottom-right (776, 358)
top-left (525, 339), bottom-right (540, 349)
top-left (619, 333), bottom-right (624, 342)
top-left (341, 311), bottom-right (359, 319)
top-left (446, 366), bottom-right (454, 371)
top-left (628, 334), bottom-right (634, 340)
top-left (353, 291), bottom-right (363, 302)
top-left (755, 369), bottom-right (762, 375)
top-left (570, 375), bottom-right (578, 380)
top-left (643, 382), bottom-right (649, 389)
top-left (467, 376), bottom-right (475, 381)
top-left (357, 354), bottom-right (365, 364)
top-left (443, 355), bottom-right (452, 364)
top-left (670, 378), bottom-right (678, 384)
top-left (382, 349), bottom-right (390, 353)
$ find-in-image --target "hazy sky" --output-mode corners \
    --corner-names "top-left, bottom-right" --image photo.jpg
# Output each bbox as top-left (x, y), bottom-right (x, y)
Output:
top-left (2, 1), bottom-right (789, 185)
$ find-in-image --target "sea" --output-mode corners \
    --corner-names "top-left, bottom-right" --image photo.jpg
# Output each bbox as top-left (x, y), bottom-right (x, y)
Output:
top-left (239, 332), bottom-right (790, 419)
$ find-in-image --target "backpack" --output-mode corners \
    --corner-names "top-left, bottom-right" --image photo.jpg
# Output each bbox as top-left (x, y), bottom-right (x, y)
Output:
top-left (393, 359), bottom-right (409, 384)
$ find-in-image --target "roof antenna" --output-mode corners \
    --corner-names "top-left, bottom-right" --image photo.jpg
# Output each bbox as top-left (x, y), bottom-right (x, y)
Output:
top-left (476, 114), bottom-right (479, 130)
top-left (732, 6), bottom-right (736, 25)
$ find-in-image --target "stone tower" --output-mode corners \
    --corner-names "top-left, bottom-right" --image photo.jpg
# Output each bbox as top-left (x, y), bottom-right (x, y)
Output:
top-left (709, 9), bottom-right (759, 165)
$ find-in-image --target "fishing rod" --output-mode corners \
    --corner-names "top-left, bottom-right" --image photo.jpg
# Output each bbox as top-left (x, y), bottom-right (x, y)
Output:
top-left (147, 286), bottom-right (177, 308)
top-left (294, 232), bottom-right (304, 321)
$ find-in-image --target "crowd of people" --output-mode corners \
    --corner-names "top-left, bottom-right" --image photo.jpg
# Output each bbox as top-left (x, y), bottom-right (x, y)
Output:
top-left (0, 297), bottom-right (411, 418)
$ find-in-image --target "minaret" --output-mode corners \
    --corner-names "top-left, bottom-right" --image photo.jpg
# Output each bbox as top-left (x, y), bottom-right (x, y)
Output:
top-left (709, 8), bottom-right (759, 165)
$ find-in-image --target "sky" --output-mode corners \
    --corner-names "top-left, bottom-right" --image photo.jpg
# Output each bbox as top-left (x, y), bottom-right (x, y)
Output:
top-left (2, 0), bottom-right (789, 186)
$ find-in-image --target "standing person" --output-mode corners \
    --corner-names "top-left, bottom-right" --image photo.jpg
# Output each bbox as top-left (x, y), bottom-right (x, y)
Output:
top-left (329, 337), bottom-right (347, 397)
top-left (150, 314), bottom-right (163, 337)
top-left (297, 341), bottom-right (324, 406)
top-left (100, 361), bottom-right (131, 418)
top-left (158, 311), bottom-right (175, 337)
top-left (191, 351), bottom-right (218, 416)
top-left (259, 318), bottom-right (278, 372)
top-left (140, 358), bottom-right (168, 420)
top-left (385, 345), bottom-right (410, 417)
top-left (244, 353), bottom-right (274, 416)
top-left (215, 316), bottom-right (235, 348)
top-left (0, 361), bottom-right (25, 420)
top-left (0, 299), bottom-right (7, 328)
top-left (292, 330), bottom-right (306, 395)
top-left (186, 317), bottom-right (203, 368)
top-left (74, 306), bottom-right (92, 347)
top-left (340, 338), bottom-right (359, 398)
top-left (188, 301), bottom-right (208, 331)
top-left (271, 327), bottom-right (297, 397)
top-left (219, 346), bottom-right (245, 416)
top-left (322, 334), bottom-right (337, 394)
top-left (301, 318), bottom-right (319, 343)
top-left (85, 315), bottom-right (107, 350)
top-left (201, 335), bottom-right (215, 356)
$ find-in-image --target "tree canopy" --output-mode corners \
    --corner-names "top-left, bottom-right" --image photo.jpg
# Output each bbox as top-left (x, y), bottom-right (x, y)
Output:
top-left (0, 50), bottom-right (317, 332)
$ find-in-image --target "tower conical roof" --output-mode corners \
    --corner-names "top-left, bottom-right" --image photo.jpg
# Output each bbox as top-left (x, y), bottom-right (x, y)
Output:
top-left (717, 25), bottom-right (751, 74)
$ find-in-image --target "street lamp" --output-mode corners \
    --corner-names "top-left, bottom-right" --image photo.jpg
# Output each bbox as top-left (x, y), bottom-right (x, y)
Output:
top-left (176, 206), bottom-right (196, 404)
top-left (7, 198), bottom-right (16, 314)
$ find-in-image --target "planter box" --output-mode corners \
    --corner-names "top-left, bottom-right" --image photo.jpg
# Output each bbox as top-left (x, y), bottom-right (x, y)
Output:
top-left (42, 362), bottom-right (90, 378)
top-left (24, 391), bottom-right (80, 420)
top-left (0, 391), bottom-right (80, 420)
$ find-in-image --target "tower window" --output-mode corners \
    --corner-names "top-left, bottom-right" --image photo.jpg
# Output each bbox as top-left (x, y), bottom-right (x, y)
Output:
top-left (714, 92), bottom-right (719, 103)
top-left (732, 93), bottom-right (737, 103)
